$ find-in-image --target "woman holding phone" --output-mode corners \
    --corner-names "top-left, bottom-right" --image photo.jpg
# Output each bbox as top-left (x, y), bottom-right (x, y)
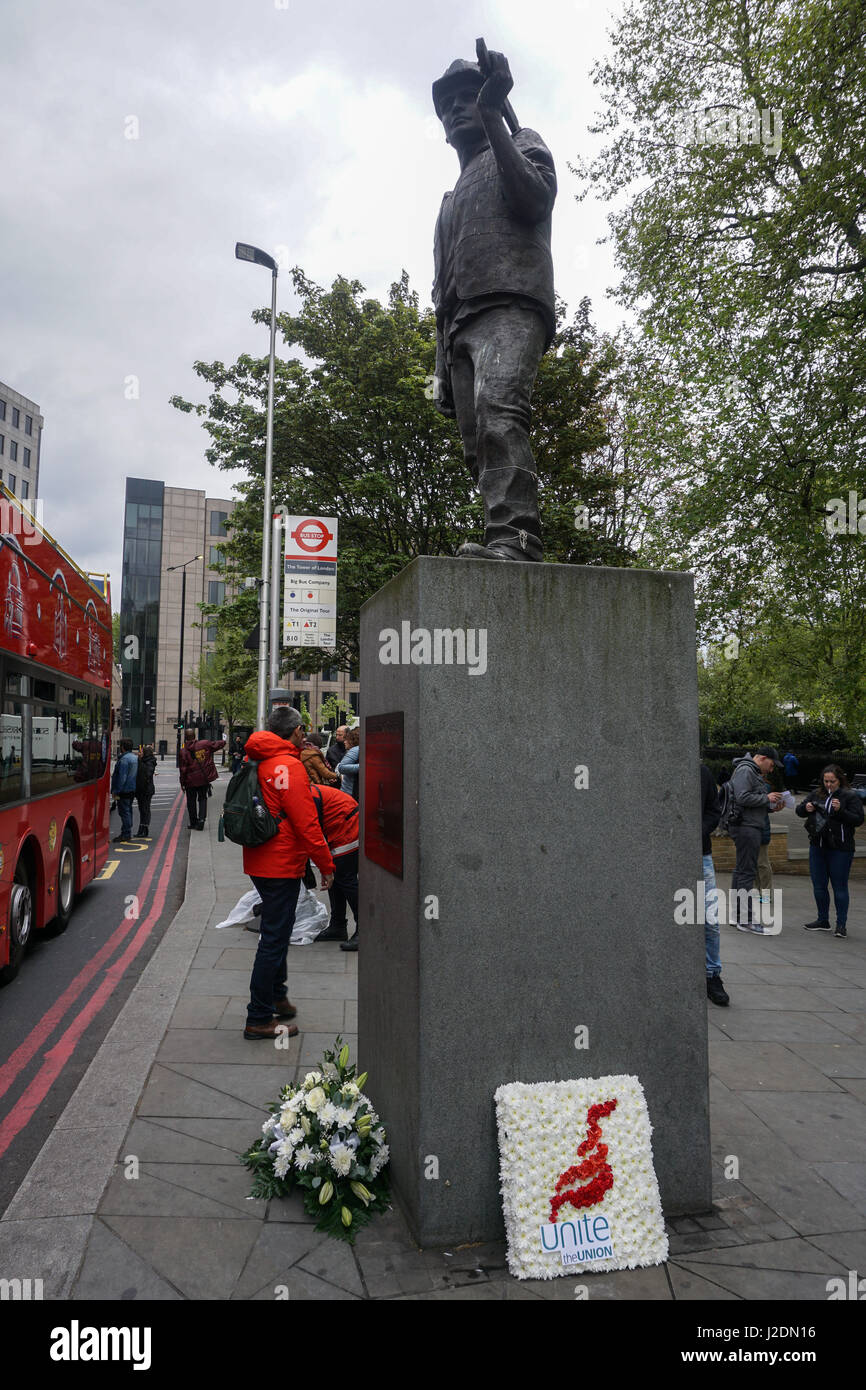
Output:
top-left (796, 765), bottom-right (864, 938)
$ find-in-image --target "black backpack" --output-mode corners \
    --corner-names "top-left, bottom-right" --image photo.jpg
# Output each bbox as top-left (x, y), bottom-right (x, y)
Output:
top-left (221, 761), bottom-right (284, 847)
top-left (717, 779), bottom-right (743, 835)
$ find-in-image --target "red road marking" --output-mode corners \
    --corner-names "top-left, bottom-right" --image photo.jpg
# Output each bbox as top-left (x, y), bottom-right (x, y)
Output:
top-left (0, 794), bottom-right (185, 1155)
top-left (0, 793), bottom-right (185, 1157)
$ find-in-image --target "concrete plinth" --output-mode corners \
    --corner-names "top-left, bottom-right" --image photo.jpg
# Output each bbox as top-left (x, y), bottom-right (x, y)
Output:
top-left (358, 557), bottom-right (710, 1247)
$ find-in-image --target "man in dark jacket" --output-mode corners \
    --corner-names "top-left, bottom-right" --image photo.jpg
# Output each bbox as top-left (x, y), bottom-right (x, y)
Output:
top-left (727, 748), bottom-right (785, 932)
top-left (431, 50), bottom-right (556, 562)
top-left (135, 744), bottom-right (157, 838)
top-left (325, 726), bottom-right (347, 772)
top-left (701, 765), bottom-right (729, 1005)
top-left (179, 732), bottom-right (225, 830)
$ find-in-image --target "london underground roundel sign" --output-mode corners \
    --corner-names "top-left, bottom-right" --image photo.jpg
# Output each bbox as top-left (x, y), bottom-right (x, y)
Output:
top-left (290, 518), bottom-right (334, 553)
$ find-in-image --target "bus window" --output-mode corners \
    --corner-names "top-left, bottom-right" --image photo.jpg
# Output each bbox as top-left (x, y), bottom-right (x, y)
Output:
top-left (31, 702), bottom-right (73, 795)
top-left (69, 702), bottom-right (98, 782)
top-left (92, 695), bottom-right (110, 779)
top-left (0, 703), bottom-right (23, 804)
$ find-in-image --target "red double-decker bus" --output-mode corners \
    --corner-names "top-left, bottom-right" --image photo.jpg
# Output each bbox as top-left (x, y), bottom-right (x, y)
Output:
top-left (0, 487), bottom-right (113, 984)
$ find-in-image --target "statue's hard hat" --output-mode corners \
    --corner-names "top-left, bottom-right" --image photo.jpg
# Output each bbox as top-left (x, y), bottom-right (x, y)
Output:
top-left (432, 59), bottom-right (483, 118)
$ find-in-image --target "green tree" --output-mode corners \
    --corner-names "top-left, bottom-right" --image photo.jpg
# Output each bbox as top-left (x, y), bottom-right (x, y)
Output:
top-left (190, 629), bottom-right (257, 749)
top-left (318, 692), bottom-right (352, 731)
top-left (577, 0), bottom-right (866, 731)
top-left (172, 270), bottom-right (621, 671)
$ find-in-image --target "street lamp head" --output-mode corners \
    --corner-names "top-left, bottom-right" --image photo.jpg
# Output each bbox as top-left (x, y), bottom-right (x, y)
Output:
top-left (235, 242), bottom-right (278, 273)
top-left (166, 555), bottom-right (203, 572)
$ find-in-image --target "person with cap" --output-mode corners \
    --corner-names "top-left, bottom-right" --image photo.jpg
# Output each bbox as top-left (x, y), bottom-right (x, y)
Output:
top-left (727, 747), bottom-right (785, 933)
top-left (431, 47), bottom-right (556, 562)
top-left (241, 705), bottom-right (335, 1039)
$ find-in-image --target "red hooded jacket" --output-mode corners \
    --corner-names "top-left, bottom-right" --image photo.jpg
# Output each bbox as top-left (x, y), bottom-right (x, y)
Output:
top-left (241, 731), bottom-right (335, 880)
top-left (310, 783), bottom-right (359, 857)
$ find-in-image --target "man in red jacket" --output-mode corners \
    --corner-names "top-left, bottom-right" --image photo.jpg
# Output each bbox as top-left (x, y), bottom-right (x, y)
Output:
top-left (242, 706), bottom-right (335, 1040)
top-left (179, 731), bottom-right (225, 830)
top-left (309, 782), bottom-right (360, 947)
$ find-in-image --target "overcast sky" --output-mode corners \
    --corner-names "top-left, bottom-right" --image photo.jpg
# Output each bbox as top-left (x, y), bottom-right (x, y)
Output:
top-left (1, 0), bottom-right (625, 606)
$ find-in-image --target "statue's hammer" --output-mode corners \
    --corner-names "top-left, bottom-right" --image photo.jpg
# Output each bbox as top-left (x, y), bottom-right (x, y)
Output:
top-left (476, 37), bottom-right (520, 135)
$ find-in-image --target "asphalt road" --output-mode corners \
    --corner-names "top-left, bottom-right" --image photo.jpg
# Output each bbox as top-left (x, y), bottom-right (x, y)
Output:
top-left (0, 761), bottom-right (191, 1216)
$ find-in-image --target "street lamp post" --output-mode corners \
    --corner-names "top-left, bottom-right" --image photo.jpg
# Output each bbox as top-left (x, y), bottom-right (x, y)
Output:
top-left (167, 554), bottom-right (202, 766)
top-left (235, 241), bottom-right (278, 728)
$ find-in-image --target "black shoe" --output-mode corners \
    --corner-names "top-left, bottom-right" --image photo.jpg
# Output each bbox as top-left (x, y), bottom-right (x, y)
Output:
top-left (340, 935), bottom-right (358, 952)
top-left (804, 920), bottom-right (832, 931)
top-left (112, 833), bottom-right (131, 843)
top-left (196, 821), bottom-right (205, 830)
top-left (706, 975), bottom-right (730, 1006)
top-left (315, 926), bottom-right (349, 943)
top-left (835, 925), bottom-right (848, 939)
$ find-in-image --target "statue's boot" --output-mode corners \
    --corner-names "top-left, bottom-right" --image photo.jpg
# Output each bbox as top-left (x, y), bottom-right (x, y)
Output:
top-left (456, 541), bottom-right (539, 561)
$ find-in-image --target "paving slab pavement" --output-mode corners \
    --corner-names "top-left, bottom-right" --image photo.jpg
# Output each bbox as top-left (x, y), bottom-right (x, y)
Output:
top-left (2, 779), bottom-right (865, 1301)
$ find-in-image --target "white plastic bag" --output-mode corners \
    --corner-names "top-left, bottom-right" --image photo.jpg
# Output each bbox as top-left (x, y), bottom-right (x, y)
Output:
top-left (213, 883), bottom-right (329, 943)
top-left (291, 885), bottom-right (330, 944)
top-left (214, 887), bottom-right (261, 930)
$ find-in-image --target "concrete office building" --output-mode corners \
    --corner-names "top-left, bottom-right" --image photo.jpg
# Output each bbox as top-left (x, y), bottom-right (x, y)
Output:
top-left (0, 381), bottom-right (42, 502)
top-left (121, 477), bottom-right (359, 750)
top-left (120, 478), bottom-right (236, 752)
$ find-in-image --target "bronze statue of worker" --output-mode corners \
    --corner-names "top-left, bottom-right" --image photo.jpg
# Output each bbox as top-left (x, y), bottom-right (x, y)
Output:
top-left (432, 47), bottom-right (556, 562)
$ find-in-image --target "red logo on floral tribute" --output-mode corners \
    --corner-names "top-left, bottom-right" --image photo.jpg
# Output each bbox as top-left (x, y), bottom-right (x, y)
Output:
top-left (549, 1098), bottom-right (617, 1222)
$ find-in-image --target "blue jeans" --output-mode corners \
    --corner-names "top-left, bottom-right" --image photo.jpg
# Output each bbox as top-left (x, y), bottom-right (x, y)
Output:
top-left (808, 846), bottom-right (853, 928)
top-left (702, 854), bottom-right (722, 977)
top-left (247, 876), bottom-right (302, 1024)
top-left (117, 794), bottom-right (134, 837)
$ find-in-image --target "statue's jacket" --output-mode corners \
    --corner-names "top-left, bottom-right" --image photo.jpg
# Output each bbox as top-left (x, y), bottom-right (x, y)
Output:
top-left (433, 126), bottom-right (557, 352)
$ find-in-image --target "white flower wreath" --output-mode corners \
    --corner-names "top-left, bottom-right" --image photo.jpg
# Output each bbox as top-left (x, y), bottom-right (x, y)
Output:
top-left (495, 1073), bottom-right (668, 1280)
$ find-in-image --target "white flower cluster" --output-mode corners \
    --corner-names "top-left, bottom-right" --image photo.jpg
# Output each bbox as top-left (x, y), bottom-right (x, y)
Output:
top-left (495, 1074), bottom-right (668, 1280)
top-left (260, 1066), bottom-right (388, 1189)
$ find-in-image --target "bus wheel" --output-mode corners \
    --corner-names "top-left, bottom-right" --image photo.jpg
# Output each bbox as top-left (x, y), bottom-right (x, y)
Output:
top-left (0, 860), bottom-right (33, 985)
top-left (53, 831), bottom-right (77, 933)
